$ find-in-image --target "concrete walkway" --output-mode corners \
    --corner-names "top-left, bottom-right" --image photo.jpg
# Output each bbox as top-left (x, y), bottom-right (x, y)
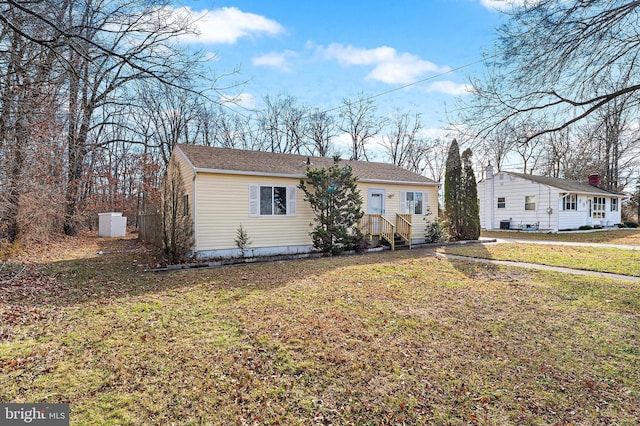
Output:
top-left (489, 237), bottom-right (640, 251)
top-left (432, 246), bottom-right (640, 283)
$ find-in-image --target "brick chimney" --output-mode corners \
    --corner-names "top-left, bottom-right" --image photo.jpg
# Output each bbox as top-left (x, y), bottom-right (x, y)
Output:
top-left (485, 163), bottom-right (494, 180)
top-left (588, 174), bottom-right (601, 187)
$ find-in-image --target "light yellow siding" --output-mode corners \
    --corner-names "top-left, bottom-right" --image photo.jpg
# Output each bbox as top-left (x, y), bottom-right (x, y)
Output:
top-left (358, 182), bottom-right (439, 240)
top-left (190, 169), bottom-right (439, 256)
top-left (193, 173), bottom-right (315, 253)
top-left (169, 147), bottom-right (195, 206)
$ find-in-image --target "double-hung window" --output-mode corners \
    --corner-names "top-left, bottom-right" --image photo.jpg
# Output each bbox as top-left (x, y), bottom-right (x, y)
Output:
top-left (563, 194), bottom-right (577, 211)
top-left (592, 197), bottom-right (605, 218)
top-left (183, 194), bottom-right (189, 217)
top-left (249, 185), bottom-right (296, 217)
top-left (611, 198), bottom-right (618, 212)
top-left (497, 197), bottom-right (505, 209)
top-left (525, 195), bottom-right (536, 211)
top-left (401, 191), bottom-right (425, 215)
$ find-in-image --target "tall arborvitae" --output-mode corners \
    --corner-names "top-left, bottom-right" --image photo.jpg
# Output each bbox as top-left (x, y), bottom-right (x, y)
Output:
top-left (444, 139), bottom-right (463, 240)
top-left (461, 148), bottom-right (480, 240)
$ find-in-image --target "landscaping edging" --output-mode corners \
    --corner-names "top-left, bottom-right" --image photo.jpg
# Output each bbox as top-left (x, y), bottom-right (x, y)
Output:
top-left (152, 239), bottom-right (495, 272)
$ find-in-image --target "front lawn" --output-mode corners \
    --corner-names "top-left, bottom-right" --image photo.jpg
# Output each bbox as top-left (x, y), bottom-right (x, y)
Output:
top-left (1, 236), bottom-right (639, 424)
top-left (442, 243), bottom-right (640, 277)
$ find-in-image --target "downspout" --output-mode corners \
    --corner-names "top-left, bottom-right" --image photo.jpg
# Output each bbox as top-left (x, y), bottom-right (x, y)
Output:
top-left (485, 163), bottom-right (494, 230)
top-left (490, 177), bottom-right (494, 230)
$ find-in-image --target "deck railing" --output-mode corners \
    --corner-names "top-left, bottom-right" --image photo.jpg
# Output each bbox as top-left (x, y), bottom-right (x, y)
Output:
top-left (396, 214), bottom-right (412, 249)
top-left (362, 214), bottom-right (396, 250)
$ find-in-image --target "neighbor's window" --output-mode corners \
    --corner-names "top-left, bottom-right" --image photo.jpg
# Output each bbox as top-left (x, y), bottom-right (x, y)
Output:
top-left (497, 197), bottom-right (505, 209)
top-left (593, 197), bottom-right (605, 218)
top-left (564, 194), bottom-right (577, 211)
top-left (525, 195), bottom-right (536, 211)
top-left (611, 198), bottom-right (618, 212)
top-left (260, 186), bottom-right (287, 216)
top-left (403, 191), bottom-right (424, 215)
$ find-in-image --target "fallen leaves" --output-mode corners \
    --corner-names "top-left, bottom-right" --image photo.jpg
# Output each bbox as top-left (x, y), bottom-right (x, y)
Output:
top-left (1, 235), bottom-right (639, 424)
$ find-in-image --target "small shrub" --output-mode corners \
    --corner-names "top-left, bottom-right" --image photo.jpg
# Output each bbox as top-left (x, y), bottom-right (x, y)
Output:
top-left (425, 218), bottom-right (449, 243)
top-left (623, 221), bottom-right (639, 228)
top-left (615, 223), bottom-right (626, 228)
top-left (578, 225), bottom-right (593, 230)
top-left (424, 210), bottom-right (449, 243)
top-left (234, 224), bottom-right (252, 257)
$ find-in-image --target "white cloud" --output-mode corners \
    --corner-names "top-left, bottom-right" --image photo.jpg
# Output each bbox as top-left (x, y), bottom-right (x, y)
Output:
top-left (425, 81), bottom-right (474, 95)
top-left (315, 43), bottom-right (449, 85)
top-left (480, 0), bottom-right (529, 12)
top-left (252, 50), bottom-right (297, 72)
top-left (219, 92), bottom-right (256, 109)
top-left (420, 127), bottom-right (450, 139)
top-left (176, 6), bottom-right (284, 44)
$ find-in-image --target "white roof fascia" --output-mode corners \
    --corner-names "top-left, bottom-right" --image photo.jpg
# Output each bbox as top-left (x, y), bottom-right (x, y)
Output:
top-left (357, 178), bottom-right (439, 186)
top-left (194, 168), bottom-right (438, 185)
top-left (175, 145), bottom-right (196, 170)
top-left (194, 168), bottom-right (304, 179)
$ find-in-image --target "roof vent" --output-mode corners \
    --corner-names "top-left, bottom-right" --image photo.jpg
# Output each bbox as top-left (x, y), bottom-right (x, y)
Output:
top-left (305, 157), bottom-right (311, 165)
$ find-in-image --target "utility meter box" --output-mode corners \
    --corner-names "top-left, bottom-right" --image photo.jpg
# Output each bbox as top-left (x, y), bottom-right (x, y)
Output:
top-left (98, 212), bottom-right (127, 237)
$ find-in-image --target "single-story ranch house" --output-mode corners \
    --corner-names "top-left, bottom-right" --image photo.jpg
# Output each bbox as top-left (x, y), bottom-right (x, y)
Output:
top-left (169, 144), bottom-right (440, 259)
top-left (477, 165), bottom-right (623, 232)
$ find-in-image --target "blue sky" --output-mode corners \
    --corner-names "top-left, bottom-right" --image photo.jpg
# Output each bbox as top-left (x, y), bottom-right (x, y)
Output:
top-left (176, 0), bottom-right (508, 134)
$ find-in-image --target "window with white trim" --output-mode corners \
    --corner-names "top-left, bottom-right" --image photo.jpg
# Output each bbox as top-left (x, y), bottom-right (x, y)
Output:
top-left (611, 198), bottom-right (618, 212)
top-left (401, 191), bottom-right (425, 215)
top-left (563, 194), bottom-right (577, 211)
top-left (182, 194), bottom-right (189, 217)
top-left (497, 197), bottom-right (505, 209)
top-left (249, 185), bottom-right (296, 217)
top-left (525, 195), bottom-right (536, 211)
top-left (592, 197), bottom-right (605, 218)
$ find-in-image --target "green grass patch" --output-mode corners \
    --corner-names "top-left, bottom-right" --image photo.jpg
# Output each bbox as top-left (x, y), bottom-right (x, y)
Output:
top-left (443, 243), bottom-right (640, 276)
top-left (1, 238), bottom-right (639, 424)
top-left (482, 229), bottom-right (640, 245)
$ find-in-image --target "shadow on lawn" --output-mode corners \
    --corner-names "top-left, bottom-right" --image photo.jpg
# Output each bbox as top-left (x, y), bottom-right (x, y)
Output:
top-left (435, 241), bottom-right (502, 279)
top-left (2, 235), bottom-right (425, 309)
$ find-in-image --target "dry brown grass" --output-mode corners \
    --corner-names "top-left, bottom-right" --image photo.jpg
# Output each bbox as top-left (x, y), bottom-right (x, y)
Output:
top-left (1, 234), bottom-right (639, 425)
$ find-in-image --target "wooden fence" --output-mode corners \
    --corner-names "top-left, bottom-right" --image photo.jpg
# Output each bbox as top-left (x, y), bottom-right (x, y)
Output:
top-left (138, 213), bottom-right (163, 247)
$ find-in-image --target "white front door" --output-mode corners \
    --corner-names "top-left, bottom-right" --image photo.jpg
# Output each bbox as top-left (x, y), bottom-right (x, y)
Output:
top-left (368, 189), bottom-right (385, 234)
top-left (368, 189), bottom-right (385, 215)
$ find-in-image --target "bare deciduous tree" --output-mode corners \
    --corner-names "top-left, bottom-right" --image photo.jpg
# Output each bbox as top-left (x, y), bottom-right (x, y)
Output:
top-left (162, 163), bottom-right (192, 263)
top-left (339, 93), bottom-right (385, 161)
top-left (461, 1), bottom-right (640, 140)
top-left (306, 108), bottom-right (337, 157)
top-left (257, 94), bottom-right (308, 154)
top-left (380, 111), bottom-right (423, 170)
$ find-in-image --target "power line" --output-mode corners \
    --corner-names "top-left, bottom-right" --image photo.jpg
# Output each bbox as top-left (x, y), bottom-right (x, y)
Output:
top-left (322, 54), bottom-right (495, 114)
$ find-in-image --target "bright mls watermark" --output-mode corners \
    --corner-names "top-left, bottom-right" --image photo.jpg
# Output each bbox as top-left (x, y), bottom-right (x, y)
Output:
top-left (1, 404), bottom-right (69, 425)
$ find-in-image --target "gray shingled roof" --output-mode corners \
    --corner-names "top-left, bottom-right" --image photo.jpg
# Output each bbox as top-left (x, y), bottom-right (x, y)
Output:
top-left (177, 144), bottom-right (438, 185)
top-left (503, 172), bottom-right (620, 196)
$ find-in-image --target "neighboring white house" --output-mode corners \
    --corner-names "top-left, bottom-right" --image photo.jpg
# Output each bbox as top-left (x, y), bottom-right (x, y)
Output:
top-left (478, 165), bottom-right (623, 232)
top-left (168, 144), bottom-right (440, 259)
